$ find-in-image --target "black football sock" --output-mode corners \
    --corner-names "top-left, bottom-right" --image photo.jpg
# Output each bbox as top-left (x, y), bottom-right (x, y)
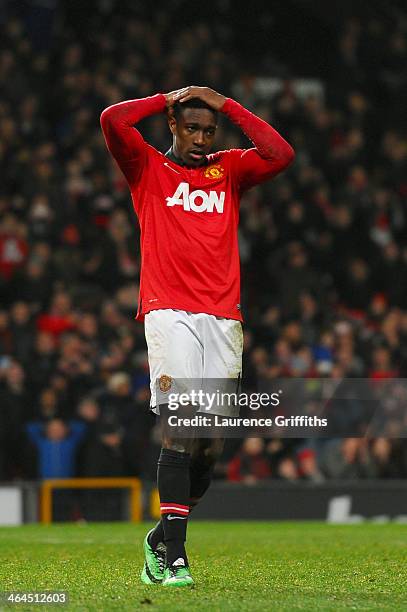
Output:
top-left (189, 462), bottom-right (213, 511)
top-left (158, 448), bottom-right (191, 567)
top-left (148, 520), bottom-right (165, 549)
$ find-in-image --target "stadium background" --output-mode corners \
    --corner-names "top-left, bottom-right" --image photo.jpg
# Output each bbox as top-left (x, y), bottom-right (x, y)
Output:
top-left (1, 0), bottom-right (407, 508)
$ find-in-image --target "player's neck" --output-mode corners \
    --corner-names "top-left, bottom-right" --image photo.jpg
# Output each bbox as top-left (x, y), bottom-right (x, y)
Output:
top-left (165, 146), bottom-right (207, 168)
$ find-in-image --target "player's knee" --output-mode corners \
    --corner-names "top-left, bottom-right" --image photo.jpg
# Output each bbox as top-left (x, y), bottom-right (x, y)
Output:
top-left (194, 439), bottom-right (224, 468)
top-left (162, 441), bottom-right (189, 453)
top-left (158, 447), bottom-right (191, 467)
top-left (161, 435), bottom-right (195, 454)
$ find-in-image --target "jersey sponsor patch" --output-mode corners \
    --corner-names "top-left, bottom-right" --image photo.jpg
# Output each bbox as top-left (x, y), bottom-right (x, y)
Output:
top-left (166, 182), bottom-right (225, 213)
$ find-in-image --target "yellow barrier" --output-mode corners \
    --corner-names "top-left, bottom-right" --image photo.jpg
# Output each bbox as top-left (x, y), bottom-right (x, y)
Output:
top-left (40, 477), bottom-right (142, 524)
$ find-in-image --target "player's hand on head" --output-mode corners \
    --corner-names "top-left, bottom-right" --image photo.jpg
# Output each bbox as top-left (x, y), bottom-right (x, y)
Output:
top-left (171, 86), bottom-right (226, 111)
top-left (165, 88), bottom-right (189, 108)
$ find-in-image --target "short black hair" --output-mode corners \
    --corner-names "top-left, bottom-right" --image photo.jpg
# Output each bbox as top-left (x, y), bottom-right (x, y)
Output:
top-left (173, 98), bottom-right (218, 122)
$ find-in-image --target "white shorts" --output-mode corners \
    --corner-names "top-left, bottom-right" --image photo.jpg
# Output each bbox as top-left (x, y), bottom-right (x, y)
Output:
top-left (144, 309), bottom-right (243, 416)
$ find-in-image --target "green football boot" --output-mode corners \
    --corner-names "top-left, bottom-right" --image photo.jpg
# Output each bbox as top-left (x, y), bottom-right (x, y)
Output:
top-left (140, 529), bottom-right (166, 585)
top-left (162, 559), bottom-right (194, 587)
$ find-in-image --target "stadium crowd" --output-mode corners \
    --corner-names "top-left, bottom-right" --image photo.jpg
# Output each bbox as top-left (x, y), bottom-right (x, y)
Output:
top-left (1, 2), bottom-right (407, 483)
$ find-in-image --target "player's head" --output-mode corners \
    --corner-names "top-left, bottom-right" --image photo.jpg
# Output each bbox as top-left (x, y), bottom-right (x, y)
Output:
top-left (168, 98), bottom-right (218, 167)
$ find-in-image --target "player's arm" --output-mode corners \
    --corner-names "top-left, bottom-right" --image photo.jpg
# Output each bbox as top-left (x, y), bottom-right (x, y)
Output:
top-left (100, 90), bottom-right (192, 185)
top-left (175, 86), bottom-right (295, 190)
top-left (100, 94), bottom-right (167, 185)
top-left (220, 97), bottom-right (295, 188)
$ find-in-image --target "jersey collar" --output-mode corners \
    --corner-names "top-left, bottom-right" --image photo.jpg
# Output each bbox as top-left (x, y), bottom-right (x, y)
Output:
top-left (165, 147), bottom-right (208, 168)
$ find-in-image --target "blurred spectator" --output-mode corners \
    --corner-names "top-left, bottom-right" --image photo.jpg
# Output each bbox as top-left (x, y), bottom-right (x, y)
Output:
top-left (0, 214), bottom-right (28, 281)
top-left (81, 421), bottom-right (126, 477)
top-left (35, 387), bottom-right (60, 421)
top-left (319, 438), bottom-right (375, 479)
top-left (9, 301), bottom-right (35, 363)
top-left (98, 372), bottom-right (134, 424)
top-left (0, 360), bottom-right (28, 477)
top-left (296, 445), bottom-right (324, 482)
top-left (227, 438), bottom-right (272, 483)
top-left (369, 345), bottom-right (399, 379)
top-left (37, 291), bottom-right (76, 338)
top-left (369, 438), bottom-right (401, 478)
top-left (26, 419), bottom-right (87, 478)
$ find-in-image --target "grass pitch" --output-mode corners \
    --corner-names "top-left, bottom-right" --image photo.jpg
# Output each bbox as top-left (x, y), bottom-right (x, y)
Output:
top-left (0, 522), bottom-right (406, 611)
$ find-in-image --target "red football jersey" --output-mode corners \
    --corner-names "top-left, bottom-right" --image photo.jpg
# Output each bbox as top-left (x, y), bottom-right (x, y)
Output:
top-left (101, 94), bottom-right (294, 321)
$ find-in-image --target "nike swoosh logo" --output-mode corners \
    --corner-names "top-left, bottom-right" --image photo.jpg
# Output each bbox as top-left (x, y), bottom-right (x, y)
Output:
top-left (163, 162), bottom-right (181, 174)
top-left (167, 515), bottom-right (187, 520)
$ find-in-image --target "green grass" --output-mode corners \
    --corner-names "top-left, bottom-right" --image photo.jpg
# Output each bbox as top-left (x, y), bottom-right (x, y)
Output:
top-left (0, 522), bottom-right (406, 611)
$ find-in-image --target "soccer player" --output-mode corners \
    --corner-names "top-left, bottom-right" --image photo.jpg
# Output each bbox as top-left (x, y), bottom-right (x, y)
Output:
top-left (100, 86), bottom-right (294, 586)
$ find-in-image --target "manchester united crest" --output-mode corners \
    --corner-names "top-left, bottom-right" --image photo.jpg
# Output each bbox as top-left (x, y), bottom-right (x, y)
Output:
top-left (158, 374), bottom-right (172, 392)
top-left (204, 164), bottom-right (224, 179)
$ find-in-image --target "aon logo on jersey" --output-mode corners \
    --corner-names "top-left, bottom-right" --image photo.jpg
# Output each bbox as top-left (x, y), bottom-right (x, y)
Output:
top-left (166, 182), bottom-right (225, 213)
